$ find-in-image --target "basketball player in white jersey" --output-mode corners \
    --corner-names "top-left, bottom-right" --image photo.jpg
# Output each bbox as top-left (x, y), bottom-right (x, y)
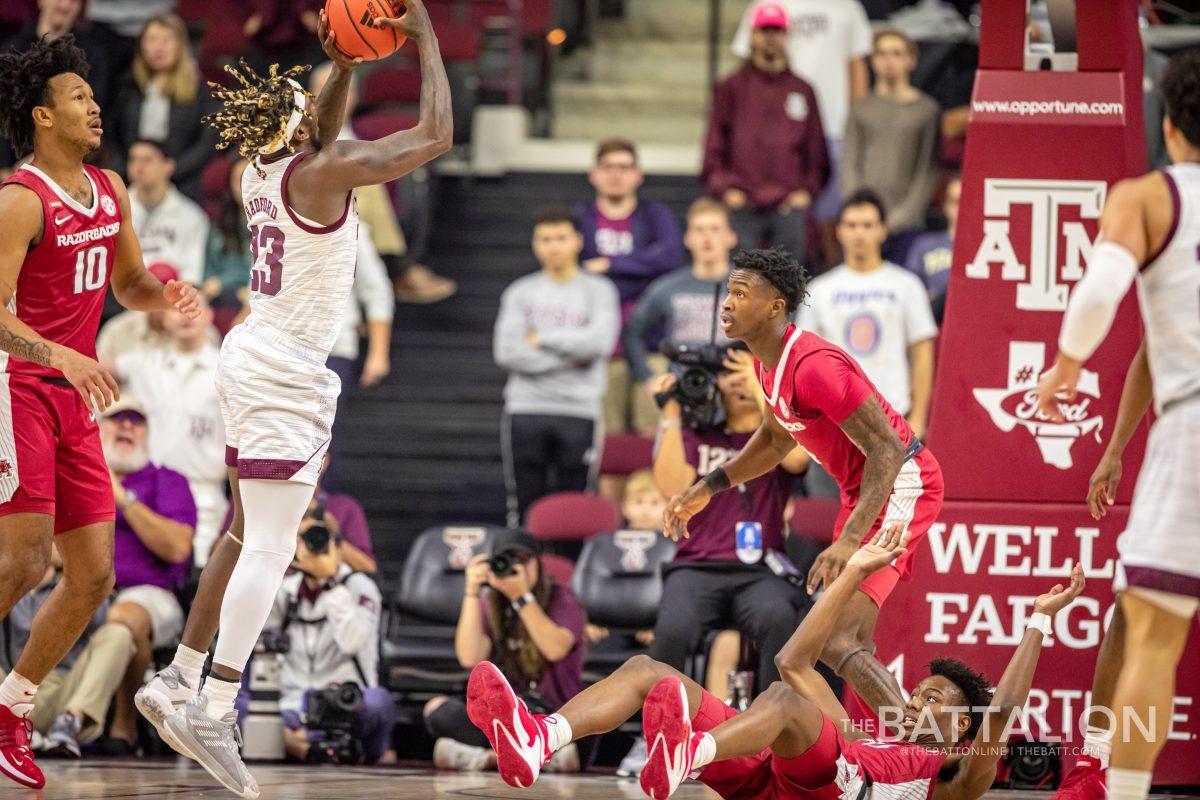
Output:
top-left (130, 4), bottom-right (450, 796)
top-left (1035, 48), bottom-right (1200, 800)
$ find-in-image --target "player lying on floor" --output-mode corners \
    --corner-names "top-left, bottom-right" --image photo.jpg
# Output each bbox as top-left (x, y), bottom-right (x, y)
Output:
top-left (467, 523), bottom-right (1085, 799)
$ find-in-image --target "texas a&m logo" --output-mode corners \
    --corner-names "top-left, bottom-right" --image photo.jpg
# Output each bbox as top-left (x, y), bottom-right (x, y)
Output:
top-left (965, 178), bottom-right (1105, 312)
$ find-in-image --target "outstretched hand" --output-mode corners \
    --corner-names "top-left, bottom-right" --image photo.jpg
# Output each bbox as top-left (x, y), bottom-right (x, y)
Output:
top-left (164, 280), bottom-right (201, 320)
top-left (1034, 563), bottom-right (1086, 617)
top-left (318, 10), bottom-right (364, 69)
top-left (372, 0), bottom-right (433, 41)
top-left (662, 482), bottom-right (714, 542)
top-left (846, 523), bottom-right (909, 576)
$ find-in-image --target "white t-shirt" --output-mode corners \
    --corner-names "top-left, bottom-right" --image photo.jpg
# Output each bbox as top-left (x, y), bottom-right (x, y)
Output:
top-left (797, 263), bottom-right (937, 415)
top-left (731, 0), bottom-right (873, 140)
top-left (131, 185), bottom-right (210, 284)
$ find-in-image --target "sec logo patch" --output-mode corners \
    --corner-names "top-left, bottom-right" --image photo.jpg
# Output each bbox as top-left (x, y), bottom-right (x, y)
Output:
top-left (101, 195), bottom-right (117, 216)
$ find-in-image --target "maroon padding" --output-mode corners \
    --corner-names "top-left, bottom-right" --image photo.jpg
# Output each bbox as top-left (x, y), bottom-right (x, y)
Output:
top-left (1123, 565), bottom-right (1200, 600)
top-left (539, 554), bottom-right (576, 589)
top-left (787, 496), bottom-right (841, 546)
top-left (361, 66), bottom-right (423, 108)
top-left (524, 492), bottom-right (621, 543)
top-left (598, 434), bottom-right (654, 477)
top-left (225, 446), bottom-right (238, 468)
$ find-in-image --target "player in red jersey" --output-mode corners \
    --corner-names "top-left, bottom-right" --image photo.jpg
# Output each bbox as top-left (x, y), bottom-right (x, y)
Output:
top-left (664, 247), bottom-right (944, 726)
top-left (465, 525), bottom-right (1086, 800)
top-left (0, 36), bottom-right (198, 788)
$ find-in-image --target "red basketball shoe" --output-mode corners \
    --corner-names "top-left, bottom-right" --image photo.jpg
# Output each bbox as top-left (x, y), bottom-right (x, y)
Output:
top-left (466, 662), bottom-right (550, 788)
top-left (0, 704), bottom-right (44, 789)
top-left (1055, 757), bottom-right (1106, 800)
top-left (640, 676), bottom-right (701, 800)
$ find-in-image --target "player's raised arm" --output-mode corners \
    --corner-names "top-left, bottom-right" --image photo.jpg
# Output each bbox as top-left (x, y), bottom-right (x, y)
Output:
top-left (945, 565), bottom-right (1085, 800)
top-left (312, 10), bottom-right (363, 146)
top-left (774, 524), bottom-right (909, 736)
top-left (309, 0), bottom-right (452, 189)
top-left (0, 185), bottom-right (120, 410)
top-left (104, 170), bottom-right (201, 319)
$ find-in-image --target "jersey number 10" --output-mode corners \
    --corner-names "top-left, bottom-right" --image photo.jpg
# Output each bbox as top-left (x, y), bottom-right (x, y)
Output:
top-left (73, 246), bottom-right (107, 295)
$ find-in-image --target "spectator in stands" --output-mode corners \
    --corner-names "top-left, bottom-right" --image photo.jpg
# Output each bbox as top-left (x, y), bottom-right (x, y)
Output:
top-left (622, 199), bottom-right (736, 392)
top-left (37, 396), bottom-right (198, 755)
top-left (110, 13), bottom-right (215, 201)
top-left (97, 263), bottom-right (221, 369)
top-left (703, 3), bottom-right (827, 263)
top-left (574, 139), bottom-right (683, 436)
top-left (732, 0), bottom-right (873, 267)
top-left (0, 548), bottom-right (119, 758)
top-left (309, 62), bottom-right (457, 304)
top-left (127, 139), bottom-right (209, 284)
top-left (494, 209), bottom-right (620, 527)
top-left (842, 29), bottom-right (941, 264)
top-left (425, 531), bottom-right (584, 773)
top-left (800, 190), bottom-right (937, 439)
top-left (114, 296), bottom-right (226, 566)
top-left (308, 454), bottom-right (377, 575)
top-left (202, 158), bottom-right (251, 311)
top-left (259, 512), bottom-right (391, 765)
top-left (905, 173), bottom-right (960, 324)
top-left (84, 0), bottom-right (177, 109)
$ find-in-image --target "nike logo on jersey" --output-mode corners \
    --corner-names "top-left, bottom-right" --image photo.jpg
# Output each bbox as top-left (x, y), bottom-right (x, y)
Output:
top-left (54, 215), bottom-right (71, 225)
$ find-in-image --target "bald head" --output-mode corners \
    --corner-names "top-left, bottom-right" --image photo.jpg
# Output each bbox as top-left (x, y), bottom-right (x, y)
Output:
top-left (309, 61), bottom-right (359, 116)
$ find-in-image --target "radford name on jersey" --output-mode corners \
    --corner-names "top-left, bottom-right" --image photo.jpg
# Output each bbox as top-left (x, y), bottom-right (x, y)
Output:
top-left (0, 164), bottom-right (121, 378)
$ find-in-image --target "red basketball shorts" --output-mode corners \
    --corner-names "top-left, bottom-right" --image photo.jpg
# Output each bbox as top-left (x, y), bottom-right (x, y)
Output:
top-left (692, 689), bottom-right (847, 800)
top-left (835, 449), bottom-right (944, 606)
top-left (0, 374), bottom-right (115, 533)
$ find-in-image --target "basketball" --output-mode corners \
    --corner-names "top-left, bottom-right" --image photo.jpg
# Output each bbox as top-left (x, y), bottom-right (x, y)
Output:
top-left (324, 0), bottom-right (408, 61)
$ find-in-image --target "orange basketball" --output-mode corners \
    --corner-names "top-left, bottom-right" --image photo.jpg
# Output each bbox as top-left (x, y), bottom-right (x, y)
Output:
top-left (324, 0), bottom-right (408, 62)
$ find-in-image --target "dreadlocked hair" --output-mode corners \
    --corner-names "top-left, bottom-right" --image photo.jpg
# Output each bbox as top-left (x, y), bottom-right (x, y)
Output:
top-left (0, 35), bottom-right (91, 159)
top-left (929, 658), bottom-right (992, 739)
top-left (204, 59), bottom-right (312, 168)
top-left (731, 247), bottom-right (810, 314)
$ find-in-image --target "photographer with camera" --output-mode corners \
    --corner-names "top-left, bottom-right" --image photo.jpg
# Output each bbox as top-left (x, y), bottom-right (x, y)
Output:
top-left (261, 511), bottom-right (392, 765)
top-left (424, 531), bottom-right (585, 773)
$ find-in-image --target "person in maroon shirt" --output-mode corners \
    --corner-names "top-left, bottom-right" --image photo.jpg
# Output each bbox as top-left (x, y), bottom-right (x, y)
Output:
top-left (647, 356), bottom-right (807, 693)
top-left (665, 247), bottom-right (944, 732)
top-left (702, 3), bottom-right (829, 267)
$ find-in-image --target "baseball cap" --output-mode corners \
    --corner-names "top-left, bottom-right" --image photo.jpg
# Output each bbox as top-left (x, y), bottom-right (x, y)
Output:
top-left (101, 394), bottom-right (147, 420)
top-left (752, 2), bottom-right (790, 30)
top-left (489, 529), bottom-right (542, 559)
top-left (147, 262), bottom-right (179, 284)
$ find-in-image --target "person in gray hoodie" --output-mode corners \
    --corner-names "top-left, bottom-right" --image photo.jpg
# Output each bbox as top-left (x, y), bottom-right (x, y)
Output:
top-left (494, 209), bottom-right (621, 526)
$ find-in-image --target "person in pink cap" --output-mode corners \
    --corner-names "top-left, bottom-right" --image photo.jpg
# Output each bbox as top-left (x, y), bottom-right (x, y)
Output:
top-left (98, 261), bottom-right (217, 369)
top-left (703, 1), bottom-right (829, 268)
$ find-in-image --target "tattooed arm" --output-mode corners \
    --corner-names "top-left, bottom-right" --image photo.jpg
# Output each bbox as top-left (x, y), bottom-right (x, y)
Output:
top-left (0, 184), bottom-right (121, 410)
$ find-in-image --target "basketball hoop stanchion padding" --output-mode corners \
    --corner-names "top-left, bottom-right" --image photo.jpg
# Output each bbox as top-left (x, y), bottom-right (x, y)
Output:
top-left (873, 0), bottom-right (1200, 783)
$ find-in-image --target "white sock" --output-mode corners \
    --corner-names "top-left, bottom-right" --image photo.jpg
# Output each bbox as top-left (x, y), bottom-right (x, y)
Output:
top-left (1108, 768), bottom-right (1152, 800)
top-left (211, 479), bottom-right (311, 673)
top-left (692, 733), bottom-right (716, 770)
top-left (1082, 724), bottom-right (1114, 768)
top-left (0, 672), bottom-right (38, 718)
top-left (172, 644), bottom-right (207, 691)
top-left (542, 713), bottom-right (573, 753)
top-left (202, 676), bottom-right (241, 722)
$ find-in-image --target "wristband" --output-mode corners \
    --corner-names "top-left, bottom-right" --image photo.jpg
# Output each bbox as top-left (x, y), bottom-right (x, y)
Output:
top-left (511, 592), bottom-right (535, 612)
top-left (703, 467), bottom-right (731, 493)
top-left (1027, 612), bottom-right (1052, 636)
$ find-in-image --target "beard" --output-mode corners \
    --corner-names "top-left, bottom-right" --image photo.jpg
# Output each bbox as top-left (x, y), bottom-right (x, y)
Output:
top-left (104, 443), bottom-right (150, 475)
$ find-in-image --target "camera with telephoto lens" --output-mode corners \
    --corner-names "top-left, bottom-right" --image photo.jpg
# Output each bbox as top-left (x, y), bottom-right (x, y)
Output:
top-left (303, 681), bottom-right (365, 765)
top-left (655, 341), bottom-right (749, 430)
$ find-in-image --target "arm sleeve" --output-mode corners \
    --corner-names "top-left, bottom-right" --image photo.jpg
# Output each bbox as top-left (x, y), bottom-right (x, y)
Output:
top-left (354, 233), bottom-right (396, 323)
top-left (1058, 241), bottom-right (1139, 361)
top-left (793, 354), bottom-right (874, 425)
top-left (701, 81), bottom-right (739, 197)
top-left (902, 274), bottom-right (939, 344)
top-left (493, 284), bottom-right (571, 374)
top-left (621, 278), bottom-right (670, 383)
top-left (606, 204), bottom-right (685, 279)
top-left (326, 577), bottom-right (381, 657)
top-left (539, 280), bottom-right (622, 361)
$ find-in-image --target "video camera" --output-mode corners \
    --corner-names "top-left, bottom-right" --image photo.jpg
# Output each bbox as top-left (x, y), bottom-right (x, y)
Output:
top-left (304, 681), bottom-right (365, 765)
top-left (655, 341), bottom-right (749, 430)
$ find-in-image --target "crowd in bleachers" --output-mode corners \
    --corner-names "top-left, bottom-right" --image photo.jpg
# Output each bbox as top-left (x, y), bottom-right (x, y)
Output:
top-left (0, 0), bottom-right (1182, 777)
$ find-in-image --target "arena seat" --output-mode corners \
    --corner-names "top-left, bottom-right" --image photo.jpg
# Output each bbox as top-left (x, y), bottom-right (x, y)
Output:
top-left (598, 434), bottom-right (654, 477)
top-left (199, 153), bottom-right (235, 223)
top-left (524, 492), bottom-right (622, 543)
top-left (787, 497), bottom-right (841, 546)
top-left (540, 553), bottom-right (576, 589)
top-left (381, 524), bottom-right (504, 695)
top-left (571, 530), bottom-right (675, 682)
top-left (361, 65), bottom-right (423, 108)
top-left (353, 110), bottom-right (421, 141)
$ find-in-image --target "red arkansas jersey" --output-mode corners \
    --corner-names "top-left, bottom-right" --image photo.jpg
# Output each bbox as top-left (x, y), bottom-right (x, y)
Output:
top-left (0, 163), bottom-right (121, 379)
top-left (839, 737), bottom-right (947, 800)
top-left (757, 323), bottom-right (917, 495)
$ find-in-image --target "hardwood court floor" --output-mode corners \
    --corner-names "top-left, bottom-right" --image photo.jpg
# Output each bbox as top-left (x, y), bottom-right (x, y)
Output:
top-left (28, 760), bottom-right (1200, 799)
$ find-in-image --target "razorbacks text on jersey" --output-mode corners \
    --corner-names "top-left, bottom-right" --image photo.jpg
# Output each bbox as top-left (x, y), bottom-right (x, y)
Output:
top-left (0, 163), bottom-right (121, 377)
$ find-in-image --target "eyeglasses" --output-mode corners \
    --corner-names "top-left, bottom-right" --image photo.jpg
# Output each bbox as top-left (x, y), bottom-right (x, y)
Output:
top-left (107, 410), bottom-right (147, 426)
